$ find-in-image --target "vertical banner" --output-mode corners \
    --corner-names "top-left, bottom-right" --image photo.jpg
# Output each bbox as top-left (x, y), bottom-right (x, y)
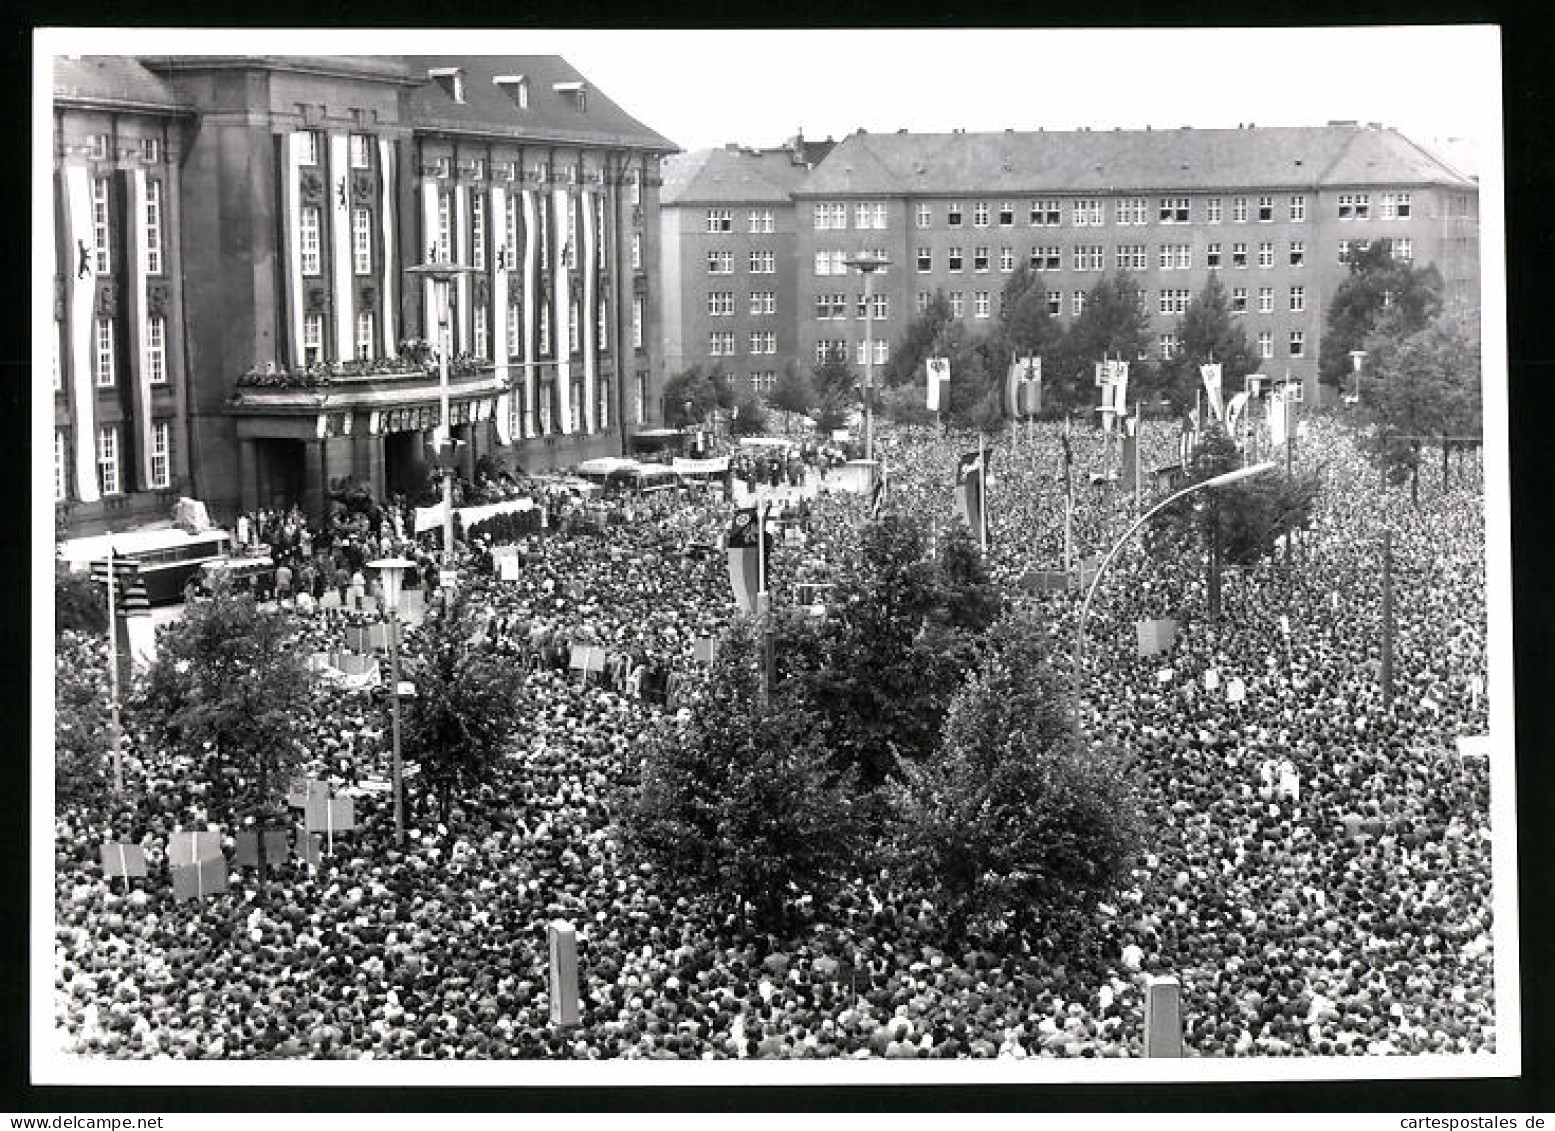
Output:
top-left (63, 165), bottom-right (100, 503)
top-left (285, 133), bottom-right (307, 369)
top-left (581, 187), bottom-right (598, 435)
top-left (420, 180), bottom-right (439, 343)
top-left (727, 506), bottom-right (761, 613)
top-left (1006, 356), bottom-right (1043, 419)
top-left (552, 187), bottom-right (573, 435)
top-left (128, 168), bottom-right (154, 489)
top-left (1200, 362), bottom-right (1225, 421)
top-left (378, 138), bottom-right (397, 357)
top-left (1269, 387), bottom-right (1289, 447)
top-left (330, 133), bottom-right (355, 364)
top-left (1226, 390), bottom-right (1250, 437)
top-left (953, 448), bottom-right (988, 539)
top-left (1121, 414), bottom-right (1138, 486)
top-left (522, 188), bottom-right (538, 439)
top-left (491, 185), bottom-right (512, 444)
top-left (926, 357), bottom-right (949, 411)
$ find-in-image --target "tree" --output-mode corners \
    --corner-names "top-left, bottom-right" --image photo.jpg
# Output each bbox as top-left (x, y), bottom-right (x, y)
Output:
top-left (1319, 240), bottom-right (1444, 392)
top-left (55, 569), bottom-right (106, 637)
top-left (998, 263), bottom-right (1062, 360)
top-left (882, 290), bottom-right (952, 388)
top-left (891, 612), bottom-right (1140, 943)
top-left (877, 380), bottom-right (937, 427)
top-left (625, 618), bottom-right (858, 931)
top-left (727, 381), bottom-right (769, 437)
top-left (1359, 312), bottom-right (1482, 504)
top-left (1161, 275), bottom-right (1259, 412)
top-left (934, 522), bottom-right (1003, 634)
top-left (137, 583), bottom-right (311, 884)
top-left (400, 585), bottom-right (526, 825)
top-left (768, 361), bottom-right (816, 423)
top-left (810, 354), bottom-right (858, 433)
top-left (661, 364), bottom-right (734, 428)
top-left (1049, 271), bottom-right (1154, 409)
top-left (55, 631), bottom-right (111, 811)
top-left (932, 318), bottom-right (995, 429)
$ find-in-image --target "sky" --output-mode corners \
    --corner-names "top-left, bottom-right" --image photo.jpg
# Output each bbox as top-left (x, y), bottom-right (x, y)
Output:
top-left (45, 25), bottom-right (1501, 164)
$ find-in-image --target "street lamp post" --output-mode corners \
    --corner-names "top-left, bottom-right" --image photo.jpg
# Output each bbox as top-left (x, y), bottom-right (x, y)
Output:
top-left (407, 260), bottom-right (477, 575)
top-left (1071, 461), bottom-right (1276, 741)
top-left (369, 555), bottom-right (415, 845)
top-left (844, 252), bottom-right (890, 462)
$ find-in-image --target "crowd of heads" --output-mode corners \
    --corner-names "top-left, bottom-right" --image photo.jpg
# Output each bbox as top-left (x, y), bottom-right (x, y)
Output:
top-left (54, 407), bottom-right (1497, 1061)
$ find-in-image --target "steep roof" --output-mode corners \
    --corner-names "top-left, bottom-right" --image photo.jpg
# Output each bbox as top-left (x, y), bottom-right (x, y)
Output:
top-left (53, 56), bottom-right (194, 115)
top-left (797, 125), bottom-right (1477, 197)
top-left (403, 56), bottom-right (675, 153)
top-left (661, 146), bottom-right (815, 205)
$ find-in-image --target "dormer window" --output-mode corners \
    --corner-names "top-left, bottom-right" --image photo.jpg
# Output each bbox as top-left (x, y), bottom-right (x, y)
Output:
top-left (493, 74), bottom-right (529, 109)
top-left (554, 80), bottom-right (588, 112)
top-left (429, 67), bottom-right (466, 104)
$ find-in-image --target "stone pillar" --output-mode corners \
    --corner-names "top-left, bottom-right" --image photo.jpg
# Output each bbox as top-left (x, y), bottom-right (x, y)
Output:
top-left (238, 439), bottom-right (259, 514)
top-left (353, 431), bottom-right (386, 500)
top-left (302, 441), bottom-right (327, 525)
top-left (1144, 974), bottom-right (1184, 1057)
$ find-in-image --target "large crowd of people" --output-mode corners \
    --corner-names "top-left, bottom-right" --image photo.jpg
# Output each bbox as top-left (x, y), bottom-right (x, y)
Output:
top-left (52, 409), bottom-right (1498, 1060)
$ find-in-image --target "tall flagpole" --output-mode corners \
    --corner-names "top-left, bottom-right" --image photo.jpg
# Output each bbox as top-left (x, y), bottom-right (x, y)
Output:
top-left (977, 430), bottom-right (988, 555)
top-left (1133, 401), bottom-right (1142, 516)
top-left (757, 502), bottom-right (773, 709)
top-left (105, 546), bottom-right (123, 795)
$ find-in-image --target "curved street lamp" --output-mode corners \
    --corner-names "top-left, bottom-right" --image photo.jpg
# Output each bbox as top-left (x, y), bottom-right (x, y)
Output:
top-left (1072, 461), bottom-right (1276, 740)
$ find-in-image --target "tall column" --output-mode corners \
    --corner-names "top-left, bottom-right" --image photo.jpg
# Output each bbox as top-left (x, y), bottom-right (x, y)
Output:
top-left (581, 186), bottom-right (597, 435)
top-left (419, 180), bottom-right (439, 334)
top-left (302, 440), bottom-right (327, 523)
top-left (455, 182), bottom-right (471, 354)
top-left (491, 184), bottom-right (511, 444)
top-left (282, 133), bottom-right (307, 369)
top-left (552, 186), bottom-right (573, 435)
top-left (127, 168), bottom-right (154, 490)
top-left (378, 138), bottom-right (399, 358)
top-left (521, 188), bottom-right (539, 438)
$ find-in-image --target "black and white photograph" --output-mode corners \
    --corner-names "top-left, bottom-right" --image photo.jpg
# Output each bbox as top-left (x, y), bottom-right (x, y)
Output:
top-left (30, 23), bottom-right (1520, 1096)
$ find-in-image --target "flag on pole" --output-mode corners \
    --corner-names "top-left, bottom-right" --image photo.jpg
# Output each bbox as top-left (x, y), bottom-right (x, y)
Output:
top-left (727, 506), bottom-right (763, 613)
top-left (953, 449), bottom-right (990, 541)
top-left (1200, 363), bottom-right (1225, 421)
top-left (870, 463), bottom-right (890, 519)
top-left (1268, 387), bottom-right (1289, 447)
top-left (925, 357), bottom-right (950, 411)
top-left (1121, 413), bottom-right (1139, 485)
top-left (1226, 391), bottom-right (1250, 436)
top-left (1006, 356), bottom-right (1042, 418)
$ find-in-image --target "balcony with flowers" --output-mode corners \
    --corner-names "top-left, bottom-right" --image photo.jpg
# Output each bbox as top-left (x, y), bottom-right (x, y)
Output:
top-left (228, 340), bottom-right (506, 419)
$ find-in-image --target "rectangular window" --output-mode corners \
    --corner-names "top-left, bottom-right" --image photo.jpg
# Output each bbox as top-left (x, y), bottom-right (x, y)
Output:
top-left (750, 290), bottom-right (775, 316)
top-left (1117, 198), bottom-right (1147, 225)
top-left (873, 340), bottom-right (889, 365)
top-left (569, 300), bottom-right (581, 354)
top-left (948, 247), bottom-right (964, 272)
top-left (1232, 242), bottom-right (1248, 268)
top-left (1383, 192), bottom-right (1412, 219)
top-left (92, 178), bottom-right (112, 274)
top-left (748, 209), bottom-right (774, 234)
top-left (870, 293), bottom-right (888, 320)
top-left (1074, 245), bottom-right (1104, 271)
top-left (1338, 193), bottom-right (1371, 220)
top-left (814, 203), bottom-right (847, 230)
top-left (1338, 239), bottom-right (1351, 265)
top-left (471, 196), bottom-right (486, 270)
top-left (947, 203), bottom-right (963, 227)
top-left (53, 322), bottom-right (62, 391)
top-left (88, 134), bottom-right (109, 160)
top-left (993, 201), bottom-right (1012, 227)
top-left (1031, 246), bottom-right (1061, 271)
top-left (632, 295), bottom-right (644, 349)
top-left (1073, 199), bottom-right (1103, 226)
top-left (916, 247), bottom-right (932, 272)
top-left (508, 301), bottom-right (522, 357)
top-left (1159, 197), bottom-right (1190, 223)
top-left (300, 206), bottom-right (322, 275)
top-left (1232, 287), bottom-right (1248, 314)
top-left (1258, 242), bottom-right (1274, 268)
top-left (94, 318), bottom-right (115, 386)
top-left (750, 250), bottom-right (775, 274)
top-left (707, 292), bottom-right (734, 316)
top-left (538, 308), bottom-right (551, 356)
top-left (1290, 240), bottom-right (1305, 267)
top-left (915, 291), bottom-right (930, 314)
top-left (1257, 286), bottom-right (1274, 314)
top-left (1159, 244), bottom-right (1191, 270)
top-left (349, 133), bottom-right (372, 169)
top-left (298, 131), bottom-right (320, 166)
top-left (1159, 334), bottom-right (1180, 360)
top-left (949, 292), bottom-right (964, 318)
top-left (749, 331), bottom-right (776, 355)
top-left (1072, 290), bottom-right (1086, 317)
top-left (1290, 194), bottom-right (1306, 222)
top-left (973, 291), bottom-right (990, 319)
top-left (709, 331), bottom-right (735, 357)
top-left (974, 247), bottom-right (990, 272)
top-left (145, 314), bottom-right (166, 384)
top-left (707, 250), bottom-right (733, 274)
top-left (149, 421), bottom-right (170, 489)
top-left (475, 307), bottom-right (491, 359)
top-left (706, 209), bottom-right (732, 233)
top-left (1158, 289), bottom-right (1191, 315)
top-left (855, 202), bottom-right (887, 229)
top-left (1046, 290), bottom-right (1061, 317)
top-left (630, 232), bottom-right (641, 270)
top-left (909, 203), bottom-right (928, 229)
top-left (1258, 331), bottom-right (1273, 359)
top-left (1289, 286), bottom-right (1306, 313)
top-left (998, 247), bottom-right (1015, 272)
top-left (1206, 242), bottom-right (1222, 269)
top-left (54, 431), bottom-right (67, 502)
top-left (1206, 197), bottom-right (1222, 224)
top-left (303, 312), bottom-right (324, 364)
top-left (1232, 196), bottom-right (1248, 223)
top-left (1117, 244), bottom-right (1147, 270)
top-left (144, 180), bottom-right (163, 275)
top-left (1257, 195), bottom-right (1274, 222)
top-left (1031, 199), bottom-right (1061, 226)
top-left (97, 425), bottom-right (120, 496)
top-left (1289, 330), bottom-right (1305, 357)
top-left (1392, 237), bottom-right (1414, 262)
top-left (352, 207), bottom-right (373, 275)
top-left (969, 202), bottom-right (987, 228)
